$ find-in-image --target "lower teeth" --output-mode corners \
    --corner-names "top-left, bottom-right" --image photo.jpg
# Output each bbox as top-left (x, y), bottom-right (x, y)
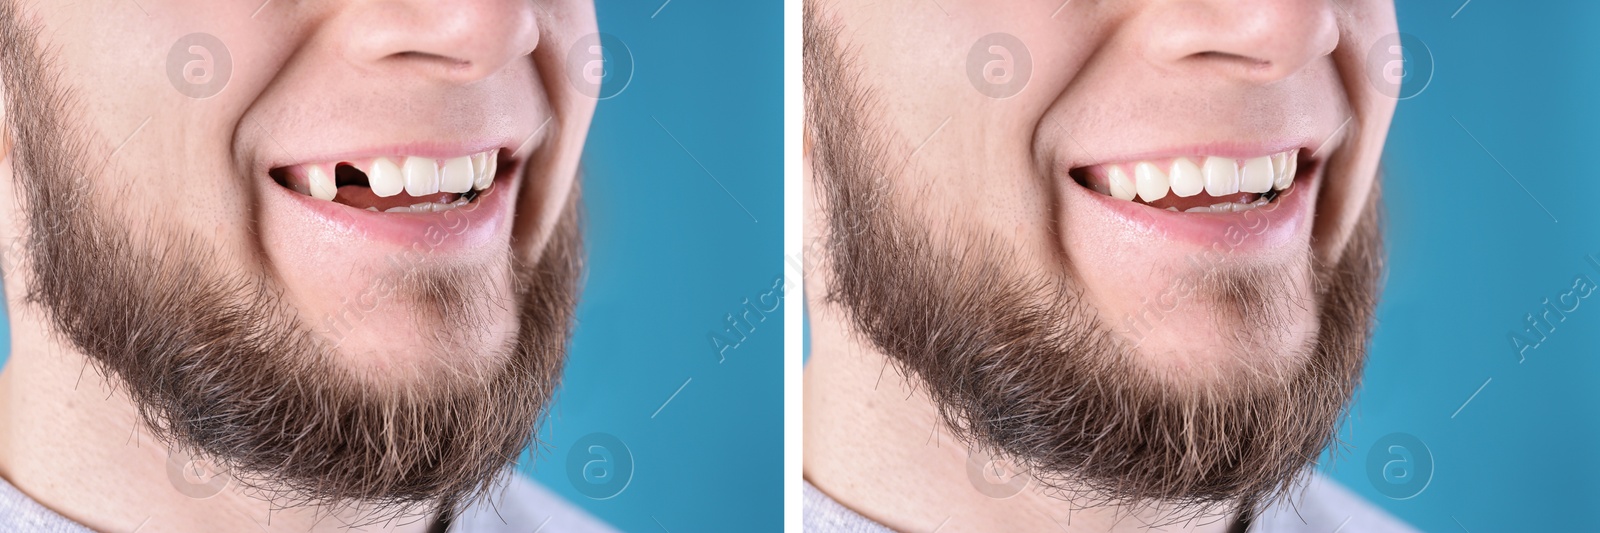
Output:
top-left (1180, 198), bottom-right (1271, 213)
top-left (364, 198), bottom-right (472, 213)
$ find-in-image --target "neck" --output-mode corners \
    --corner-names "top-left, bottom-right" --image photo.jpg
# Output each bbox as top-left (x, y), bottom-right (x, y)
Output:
top-left (802, 301), bottom-right (1238, 533)
top-left (0, 296), bottom-right (434, 533)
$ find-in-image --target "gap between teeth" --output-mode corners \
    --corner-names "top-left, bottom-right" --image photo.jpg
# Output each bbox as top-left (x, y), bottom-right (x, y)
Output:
top-left (1104, 150), bottom-right (1297, 205)
top-left (304, 149), bottom-right (498, 202)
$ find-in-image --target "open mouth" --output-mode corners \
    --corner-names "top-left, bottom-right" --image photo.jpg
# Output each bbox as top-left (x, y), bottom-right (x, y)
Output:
top-left (1070, 149), bottom-right (1306, 213)
top-left (269, 149), bottom-right (507, 214)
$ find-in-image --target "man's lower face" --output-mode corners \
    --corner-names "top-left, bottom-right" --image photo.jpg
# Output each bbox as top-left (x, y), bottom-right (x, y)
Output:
top-left (1, 6), bottom-right (581, 519)
top-left (808, 35), bottom-right (1383, 517)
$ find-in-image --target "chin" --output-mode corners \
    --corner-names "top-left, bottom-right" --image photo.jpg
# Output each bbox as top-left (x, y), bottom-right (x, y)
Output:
top-left (1109, 270), bottom-right (1323, 387)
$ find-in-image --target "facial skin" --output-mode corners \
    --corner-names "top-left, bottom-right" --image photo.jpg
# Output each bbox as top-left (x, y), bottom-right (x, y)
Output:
top-left (804, 0), bottom-right (1396, 531)
top-left (0, 1), bottom-right (595, 531)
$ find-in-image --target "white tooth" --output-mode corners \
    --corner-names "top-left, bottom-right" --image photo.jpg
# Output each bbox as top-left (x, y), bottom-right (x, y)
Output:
top-left (410, 202), bottom-right (441, 213)
top-left (366, 207), bottom-right (378, 212)
top-left (1133, 162), bottom-right (1169, 203)
top-left (403, 156), bottom-right (440, 196)
top-left (1209, 202), bottom-right (1239, 213)
top-left (307, 165), bottom-right (337, 201)
top-left (1165, 207), bottom-right (1178, 212)
top-left (1270, 152), bottom-right (1288, 179)
top-left (385, 205), bottom-right (414, 213)
top-left (1240, 156), bottom-right (1273, 193)
top-left (1202, 156), bottom-right (1239, 196)
top-left (1185, 206), bottom-right (1215, 213)
top-left (1107, 166), bottom-right (1136, 201)
top-left (1168, 158), bottom-right (1203, 197)
top-left (368, 157), bottom-right (404, 198)
top-left (440, 156), bottom-right (474, 193)
top-left (1275, 151), bottom-right (1297, 190)
top-left (474, 153), bottom-right (497, 190)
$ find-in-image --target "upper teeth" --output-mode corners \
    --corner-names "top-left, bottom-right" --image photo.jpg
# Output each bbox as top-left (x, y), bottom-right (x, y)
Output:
top-left (305, 149), bottom-right (498, 201)
top-left (1104, 150), bottom-right (1297, 203)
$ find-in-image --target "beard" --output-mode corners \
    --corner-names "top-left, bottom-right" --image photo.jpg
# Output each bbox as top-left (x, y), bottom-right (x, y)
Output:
top-left (0, 3), bottom-right (580, 521)
top-left (804, 6), bottom-right (1382, 518)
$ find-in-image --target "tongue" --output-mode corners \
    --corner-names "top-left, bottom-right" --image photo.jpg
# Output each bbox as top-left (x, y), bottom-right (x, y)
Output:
top-left (335, 186), bottom-right (460, 211)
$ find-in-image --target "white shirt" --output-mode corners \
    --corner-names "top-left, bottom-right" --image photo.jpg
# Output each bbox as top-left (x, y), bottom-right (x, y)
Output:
top-left (804, 474), bottom-right (1420, 532)
top-left (0, 472), bottom-right (617, 533)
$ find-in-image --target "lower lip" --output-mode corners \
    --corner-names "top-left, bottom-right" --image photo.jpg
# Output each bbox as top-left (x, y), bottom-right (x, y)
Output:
top-left (269, 172), bottom-right (517, 252)
top-left (1065, 170), bottom-right (1316, 253)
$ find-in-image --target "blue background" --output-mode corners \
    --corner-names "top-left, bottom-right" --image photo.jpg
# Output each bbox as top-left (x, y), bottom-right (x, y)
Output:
top-left (800, 2), bottom-right (1597, 531)
top-left (518, 2), bottom-right (783, 532)
top-left (1323, 2), bottom-right (1600, 531)
top-left (0, 1), bottom-right (782, 532)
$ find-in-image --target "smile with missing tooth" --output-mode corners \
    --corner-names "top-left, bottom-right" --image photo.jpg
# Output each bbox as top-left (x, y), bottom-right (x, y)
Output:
top-left (1073, 149), bottom-right (1303, 213)
top-left (270, 149), bottom-right (503, 214)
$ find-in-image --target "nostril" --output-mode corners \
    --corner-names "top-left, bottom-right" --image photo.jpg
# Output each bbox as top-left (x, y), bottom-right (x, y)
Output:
top-left (386, 51), bottom-right (474, 74)
top-left (1186, 51), bottom-right (1274, 76)
top-left (1192, 50), bottom-right (1266, 63)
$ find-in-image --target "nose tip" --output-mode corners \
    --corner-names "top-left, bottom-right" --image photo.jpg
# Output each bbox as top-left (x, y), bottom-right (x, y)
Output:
top-left (1143, 0), bottom-right (1339, 84)
top-left (342, 0), bottom-right (541, 84)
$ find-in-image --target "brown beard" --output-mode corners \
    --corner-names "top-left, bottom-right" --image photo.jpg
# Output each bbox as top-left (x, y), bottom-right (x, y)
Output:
top-left (805, 2), bottom-right (1382, 518)
top-left (0, 2), bottom-right (581, 522)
